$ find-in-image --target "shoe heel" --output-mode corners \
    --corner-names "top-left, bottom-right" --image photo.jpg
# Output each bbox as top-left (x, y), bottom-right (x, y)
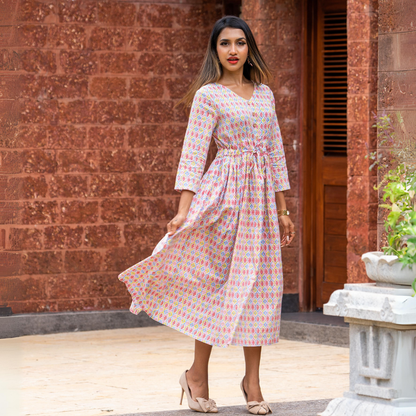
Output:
top-left (180, 387), bottom-right (184, 405)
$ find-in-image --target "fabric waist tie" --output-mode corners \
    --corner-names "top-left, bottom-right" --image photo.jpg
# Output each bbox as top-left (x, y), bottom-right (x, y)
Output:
top-left (216, 148), bottom-right (268, 179)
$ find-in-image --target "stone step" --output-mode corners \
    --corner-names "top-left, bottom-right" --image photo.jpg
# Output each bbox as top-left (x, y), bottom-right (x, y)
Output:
top-left (0, 310), bottom-right (349, 347)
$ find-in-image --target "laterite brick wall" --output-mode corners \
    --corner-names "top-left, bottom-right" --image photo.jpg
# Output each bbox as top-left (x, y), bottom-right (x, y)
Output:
top-left (0, 0), bottom-right (222, 313)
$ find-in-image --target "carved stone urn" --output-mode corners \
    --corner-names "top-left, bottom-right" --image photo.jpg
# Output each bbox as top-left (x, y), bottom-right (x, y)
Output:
top-left (319, 251), bottom-right (416, 416)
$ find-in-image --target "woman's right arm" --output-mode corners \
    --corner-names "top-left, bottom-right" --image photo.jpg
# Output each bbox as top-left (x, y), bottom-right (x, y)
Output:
top-left (167, 190), bottom-right (195, 235)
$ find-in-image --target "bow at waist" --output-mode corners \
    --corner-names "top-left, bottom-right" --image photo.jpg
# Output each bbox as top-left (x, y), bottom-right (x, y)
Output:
top-left (216, 148), bottom-right (268, 158)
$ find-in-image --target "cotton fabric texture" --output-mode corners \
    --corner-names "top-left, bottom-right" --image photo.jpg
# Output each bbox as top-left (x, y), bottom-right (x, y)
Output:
top-left (118, 82), bottom-right (290, 347)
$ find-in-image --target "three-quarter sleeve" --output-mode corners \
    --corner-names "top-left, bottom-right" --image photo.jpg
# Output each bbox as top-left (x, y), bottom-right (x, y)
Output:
top-left (174, 88), bottom-right (217, 194)
top-left (269, 91), bottom-right (290, 192)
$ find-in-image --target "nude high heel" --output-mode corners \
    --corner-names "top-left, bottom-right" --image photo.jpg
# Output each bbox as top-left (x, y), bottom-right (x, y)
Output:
top-left (240, 378), bottom-right (272, 415)
top-left (179, 370), bottom-right (218, 413)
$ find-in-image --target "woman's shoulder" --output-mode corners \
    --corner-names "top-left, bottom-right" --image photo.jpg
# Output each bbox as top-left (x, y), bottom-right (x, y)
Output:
top-left (256, 83), bottom-right (273, 95)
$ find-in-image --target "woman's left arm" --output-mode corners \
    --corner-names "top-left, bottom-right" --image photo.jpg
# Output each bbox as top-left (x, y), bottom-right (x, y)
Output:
top-left (275, 189), bottom-right (295, 247)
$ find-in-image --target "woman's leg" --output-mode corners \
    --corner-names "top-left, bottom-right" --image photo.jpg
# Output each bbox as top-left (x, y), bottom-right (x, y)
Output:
top-left (243, 346), bottom-right (264, 402)
top-left (186, 340), bottom-right (213, 400)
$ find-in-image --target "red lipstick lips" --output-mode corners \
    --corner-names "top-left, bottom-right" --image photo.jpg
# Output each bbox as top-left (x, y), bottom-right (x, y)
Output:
top-left (227, 57), bottom-right (239, 65)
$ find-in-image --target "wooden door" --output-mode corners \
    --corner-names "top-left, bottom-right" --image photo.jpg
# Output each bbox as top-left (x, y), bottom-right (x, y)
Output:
top-left (314, 0), bottom-right (348, 308)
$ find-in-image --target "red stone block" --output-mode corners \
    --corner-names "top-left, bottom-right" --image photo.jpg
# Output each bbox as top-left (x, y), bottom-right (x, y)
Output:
top-left (9, 227), bottom-right (42, 250)
top-left (101, 198), bottom-right (136, 223)
top-left (348, 11), bottom-right (378, 42)
top-left (58, 0), bottom-right (97, 24)
top-left (128, 29), bottom-right (163, 52)
top-left (0, 202), bottom-right (21, 224)
top-left (347, 96), bottom-right (371, 123)
top-left (275, 95), bottom-right (297, 120)
top-left (22, 251), bottom-right (64, 275)
top-left (0, 0), bottom-right (19, 25)
top-left (22, 200), bottom-right (59, 224)
top-left (47, 125), bottom-right (87, 149)
top-left (60, 200), bottom-right (98, 224)
top-left (284, 169), bottom-right (298, 198)
top-left (7, 300), bottom-right (58, 313)
top-left (175, 5), bottom-right (209, 28)
top-left (0, 276), bottom-right (46, 302)
top-left (0, 252), bottom-right (22, 277)
top-left (242, 1), bottom-right (278, 20)
top-left (96, 296), bottom-right (131, 310)
top-left (84, 224), bottom-right (121, 248)
top-left (128, 125), bottom-right (164, 148)
top-left (279, 120), bottom-right (297, 145)
top-left (164, 125), bottom-right (186, 148)
top-left (348, 41), bottom-right (372, 68)
top-left (136, 52), bottom-right (175, 76)
top-left (20, 49), bottom-right (57, 73)
top-left (378, 0), bottom-right (416, 33)
top-left (347, 148), bottom-right (371, 177)
top-left (88, 273), bottom-right (130, 297)
top-left (18, 0), bottom-right (55, 22)
top-left (348, 0), bottom-right (378, 14)
top-left (137, 4), bottom-right (173, 28)
top-left (90, 77), bottom-right (126, 99)
top-left (277, 71), bottom-right (300, 96)
top-left (136, 198), bottom-right (176, 222)
top-left (24, 75), bottom-right (89, 99)
top-left (88, 127), bottom-right (125, 149)
top-left (379, 71), bottom-right (416, 110)
top-left (127, 173), bottom-right (166, 197)
top-left (58, 99), bottom-right (96, 124)
top-left (47, 273), bottom-right (90, 299)
top-left (136, 149), bottom-right (175, 172)
top-left (0, 151), bottom-right (23, 173)
top-left (58, 150), bottom-right (99, 173)
top-left (95, 101), bottom-right (136, 124)
top-left (0, 49), bottom-right (21, 72)
top-left (48, 24), bottom-right (86, 49)
top-left (99, 150), bottom-right (136, 173)
top-left (89, 174), bottom-right (125, 197)
top-left (163, 173), bottom-right (178, 196)
top-left (129, 77), bottom-right (164, 99)
top-left (99, 52), bottom-right (137, 74)
top-left (175, 53), bottom-right (205, 76)
top-left (0, 75), bottom-right (24, 100)
top-left (124, 223), bottom-right (164, 248)
top-left (56, 298), bottom-right (97, 312)
top-left (278, 20), bottom-right (300, 44)
top-left (44, 225), bottom-right (83, 249)
top-left (281, 247), bottom-right (298, 274)
top-left (23, 149), bottom-right (57, 174)
top-left (60, 50), bottom-right (98, 75)
top-left (7, 175), bottom-right (48, 199)
top-left (20, 99), bottom-right (59, 124)
top-left (97, 2), bottom-right (136, 26)
top-left (104, 246), bottom-right (142, 271)
top-left (346, 251), bottom-right (368, 283)
top-left (64, 250), bottom-right (102, 273)
top-left (164, 29), bottom-right (200, 53)
top-left (16, 24), bottom-right (48, 47)
top-left (90, 27), bottom-right (126, 50)
top-left (138, 100), bottom-right (174, 124)
top-left (49, 175), bottom-right (88, 198)
top-left (165, 77), bottom-right (191, 100)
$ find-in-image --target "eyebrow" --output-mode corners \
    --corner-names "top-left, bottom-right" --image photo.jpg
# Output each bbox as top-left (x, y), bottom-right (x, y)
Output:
top-left (219, 37), bottom-right (246, 41)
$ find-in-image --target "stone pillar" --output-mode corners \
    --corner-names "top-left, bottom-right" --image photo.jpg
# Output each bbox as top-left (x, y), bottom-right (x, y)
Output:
top-left (242, 0), bottom-right (302, 304)
top-left (378, 0), bottom-right (416, 246)
top-left (346, 0), bottom-right (379, 284)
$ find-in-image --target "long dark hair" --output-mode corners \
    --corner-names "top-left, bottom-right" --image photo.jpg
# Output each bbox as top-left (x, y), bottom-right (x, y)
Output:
top-left (177, 16), bottom-right (272, 108)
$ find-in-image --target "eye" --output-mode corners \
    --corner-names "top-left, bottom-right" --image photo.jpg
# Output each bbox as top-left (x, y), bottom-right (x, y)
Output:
top-left (238, 41), bottom-right (246, 46)
top-left (220, 41), bottom-right (228, 46)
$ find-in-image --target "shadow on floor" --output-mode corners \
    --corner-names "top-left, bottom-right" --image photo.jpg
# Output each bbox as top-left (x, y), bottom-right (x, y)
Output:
top-left (118, 399), bottom-right (332, 416)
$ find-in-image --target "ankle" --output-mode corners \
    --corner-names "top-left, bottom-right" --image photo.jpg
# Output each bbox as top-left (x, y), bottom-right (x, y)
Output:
top-left (187, 367), bottom-right (208, 385)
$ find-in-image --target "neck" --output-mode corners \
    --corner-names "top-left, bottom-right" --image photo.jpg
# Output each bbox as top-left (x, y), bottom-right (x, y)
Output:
top-left (219, 68), bottom-right (248, 86)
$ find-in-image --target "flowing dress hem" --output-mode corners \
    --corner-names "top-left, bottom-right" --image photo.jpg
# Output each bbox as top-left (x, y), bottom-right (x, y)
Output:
top-left (128, 302), bottom-right (280, 348)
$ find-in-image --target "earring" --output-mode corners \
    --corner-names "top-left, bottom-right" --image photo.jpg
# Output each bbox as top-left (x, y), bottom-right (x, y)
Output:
top-left (247, 57), bottom-right (253, 67)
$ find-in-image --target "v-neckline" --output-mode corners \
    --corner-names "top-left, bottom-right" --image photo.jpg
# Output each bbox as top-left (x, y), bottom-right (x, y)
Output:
top-left (215, 82), bottom-right (256, 102)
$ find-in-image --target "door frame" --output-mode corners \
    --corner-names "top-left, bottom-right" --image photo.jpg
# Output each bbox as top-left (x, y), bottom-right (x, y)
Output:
top-left (300, 0), bottom-right (318, 311)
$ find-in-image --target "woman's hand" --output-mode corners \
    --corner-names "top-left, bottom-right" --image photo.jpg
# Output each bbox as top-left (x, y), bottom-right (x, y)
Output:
top-left (167, 214), bottom-right (187, 236)
top-left (279, 215), bottom-right (295, 247)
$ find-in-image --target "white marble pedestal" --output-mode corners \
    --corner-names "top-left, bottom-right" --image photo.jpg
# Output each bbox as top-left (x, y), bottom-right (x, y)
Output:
top-left (319, 283), bottom-right (416, 416)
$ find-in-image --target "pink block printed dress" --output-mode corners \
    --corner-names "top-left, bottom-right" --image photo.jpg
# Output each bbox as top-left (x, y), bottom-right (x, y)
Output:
top-left (118, 82), bottom-right (290, 347)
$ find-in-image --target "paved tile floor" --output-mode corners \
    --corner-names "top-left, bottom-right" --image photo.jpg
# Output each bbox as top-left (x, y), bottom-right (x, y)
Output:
top-left (0, 326), bottom-right (349, 416)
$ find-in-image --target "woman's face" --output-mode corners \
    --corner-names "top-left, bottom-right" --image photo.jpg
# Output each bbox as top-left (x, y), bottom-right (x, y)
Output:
top-left (216, 27), bottom-right (249, 72)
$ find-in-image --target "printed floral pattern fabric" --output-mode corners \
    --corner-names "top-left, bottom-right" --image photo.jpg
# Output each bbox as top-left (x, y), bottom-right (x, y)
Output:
top-left (118, 82), bottom-right (290, 347)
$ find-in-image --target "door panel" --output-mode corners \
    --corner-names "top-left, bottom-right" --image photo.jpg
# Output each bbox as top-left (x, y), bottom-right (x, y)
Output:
top-left (314, 0), bottom-right (348, 308)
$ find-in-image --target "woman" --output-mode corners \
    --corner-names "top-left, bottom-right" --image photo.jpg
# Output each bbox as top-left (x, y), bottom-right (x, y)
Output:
top-left (118, 15), bottom-right (295, 415)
